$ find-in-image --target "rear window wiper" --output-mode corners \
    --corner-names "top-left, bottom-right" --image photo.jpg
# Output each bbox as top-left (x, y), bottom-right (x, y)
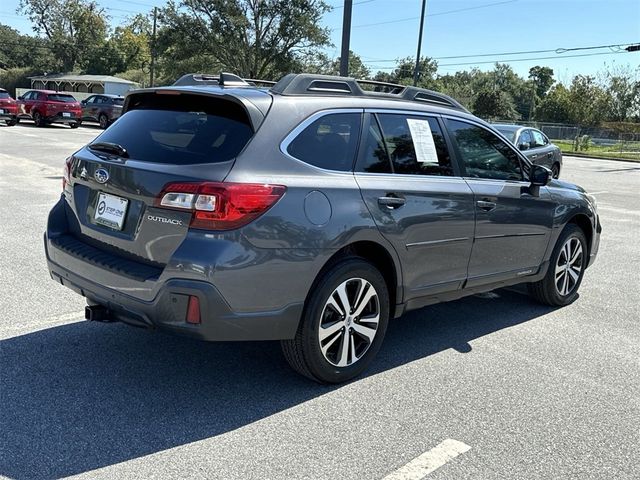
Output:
top-left (88, 142), bottom-right (129, 158)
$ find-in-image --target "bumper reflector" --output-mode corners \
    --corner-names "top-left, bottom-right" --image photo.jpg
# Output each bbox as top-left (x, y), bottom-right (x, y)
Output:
top-left (186, 295), bottom-right (201, 324)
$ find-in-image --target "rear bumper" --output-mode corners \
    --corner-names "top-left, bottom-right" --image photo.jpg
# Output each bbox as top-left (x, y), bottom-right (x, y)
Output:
top-left (45, 236), bottom-right (303, 341)
top-left (47, 113), bottom-right (80, 125)
top-left (0, 112), bottom-right (17, 120)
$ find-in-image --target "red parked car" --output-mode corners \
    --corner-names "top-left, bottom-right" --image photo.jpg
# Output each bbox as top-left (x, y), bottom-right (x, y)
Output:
top-left (16, 90), bottom-right (82, 128)
top-left (0, 88), bottom-right (18, 126)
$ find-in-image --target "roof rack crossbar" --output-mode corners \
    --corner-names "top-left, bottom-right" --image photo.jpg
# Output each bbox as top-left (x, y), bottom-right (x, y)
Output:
top-left (172, 72), bottom-right (275, 88)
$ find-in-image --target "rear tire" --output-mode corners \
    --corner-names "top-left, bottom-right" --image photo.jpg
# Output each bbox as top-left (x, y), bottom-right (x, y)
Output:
top-left (33, 111), bottom-right (45, 127)
top-left (99, 114), bottom-right (109, 129)
top-left (528, 224), bottom-right (587, 306)
top-left (69, 123), bottom-right (79, 129)
top-left (281, 258), bottom-right (390, 383)
top-left (6, 119), bottom-right (16, 127)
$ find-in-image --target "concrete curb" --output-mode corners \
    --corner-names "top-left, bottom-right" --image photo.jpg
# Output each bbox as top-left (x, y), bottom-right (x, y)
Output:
top-left (563, 153), bottom-right (640, 164)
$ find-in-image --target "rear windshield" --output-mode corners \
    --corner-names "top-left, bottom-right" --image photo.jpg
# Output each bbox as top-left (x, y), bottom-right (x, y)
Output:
top-left (0, 91), bottom-right (10, 99)
top-left (47, 94), bottom-right (76, 103)
top-left (494, 128), bottom-right (517, 142)
top-left (91, 94), bottom-right (253, 164)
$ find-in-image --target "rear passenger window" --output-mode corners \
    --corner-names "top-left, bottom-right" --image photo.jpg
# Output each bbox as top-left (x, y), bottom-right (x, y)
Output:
top-left (287, 113), bottom-right (361, 171)
top-left (361, 114), bottom-right (453, 176)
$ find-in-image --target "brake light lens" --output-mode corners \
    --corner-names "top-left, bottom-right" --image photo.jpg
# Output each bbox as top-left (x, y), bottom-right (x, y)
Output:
top-left (62, 157), bottom-right (73, 190)
top-left (157, 182), bottom-right (286, 230)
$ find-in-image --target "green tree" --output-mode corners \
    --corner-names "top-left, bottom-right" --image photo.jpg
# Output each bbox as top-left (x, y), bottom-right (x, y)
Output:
top-left (472, 89), bottom-right (518, 120)
top-left (0, 24), bottom-right (57, 71)
top-left (111, 14), bottom-right (152, 71)
top-left (376, 56), bottom-right (438, 88)
top-left (19, 0), bottom-right (109, 72)
top-left (157, 0), bottom-right (331, 81)
top-left (528, 66), bottom-right (554, 98)
top-left (536, 84), bottom-right (572, 123)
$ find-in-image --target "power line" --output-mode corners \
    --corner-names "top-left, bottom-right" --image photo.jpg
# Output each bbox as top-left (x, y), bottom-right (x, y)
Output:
top-left (360, 42), bottom-right (639, 63)
top-left (330, 0), bottom-right (519, 30)
top-left (365, 50), bottom-right (629, 70)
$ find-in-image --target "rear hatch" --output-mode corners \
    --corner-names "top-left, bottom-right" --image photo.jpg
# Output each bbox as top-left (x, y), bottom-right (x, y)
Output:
top-left (65, 89), bottom-right (271, 265)
top-left (111, 97), bottom-right (124, 118)
top-left (0, 90), bottom-right (16, 113)
top-left (46, 93), bottom-right (81, 117)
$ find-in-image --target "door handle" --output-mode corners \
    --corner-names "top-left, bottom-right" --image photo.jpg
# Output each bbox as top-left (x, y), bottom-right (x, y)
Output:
top-left (476, 200), bottom-right (496, 211)
top-left (378, 195), bottom-right (406, 209)
top-left (531, 154), bottom-right (538, 159)
top-left (547, 152), bottom-right (553, 157)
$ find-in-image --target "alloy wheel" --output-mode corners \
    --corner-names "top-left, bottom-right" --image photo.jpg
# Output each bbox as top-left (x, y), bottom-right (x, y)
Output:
top-left (555, 237), bottom-right (583, 296)
top-left (318, 277), bottom-right (380, 367)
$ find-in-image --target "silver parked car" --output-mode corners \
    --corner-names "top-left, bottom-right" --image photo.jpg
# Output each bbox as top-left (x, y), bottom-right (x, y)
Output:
top-left (493, 124), bottom-right (563, 178)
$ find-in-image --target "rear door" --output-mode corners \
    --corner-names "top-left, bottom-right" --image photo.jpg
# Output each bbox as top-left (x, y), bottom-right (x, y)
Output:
top-left (355, 111), bottom-right (475, 300)
top-left (444, 117), bottom-right (555, 286)
top-left (20, 91), bottom-right (35, 117)
top-left (66, 91), bottom-right (264, 265)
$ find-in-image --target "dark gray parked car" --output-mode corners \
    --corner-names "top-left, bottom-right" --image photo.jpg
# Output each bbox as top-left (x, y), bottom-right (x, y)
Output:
top-left (493, 124), bottom-right (563, 178)
top-left (45, 73), bottom-right (601, 383)
top-left (80, 94), bottom-right (123, 129)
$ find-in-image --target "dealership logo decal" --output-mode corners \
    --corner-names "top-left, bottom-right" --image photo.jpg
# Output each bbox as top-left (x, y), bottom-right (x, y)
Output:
top-left (94, 168), bottom-right (109, 184)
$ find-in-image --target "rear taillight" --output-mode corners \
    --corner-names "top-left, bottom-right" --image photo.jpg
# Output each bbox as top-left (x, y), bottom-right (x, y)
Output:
top-left (157, 182), bottom-right (286, 230)
top-left (62, 157), bottom-right (73, 191)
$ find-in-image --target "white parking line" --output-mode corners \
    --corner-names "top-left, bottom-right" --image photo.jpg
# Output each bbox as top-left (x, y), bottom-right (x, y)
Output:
top-left (382, 439), bottom-right (471, 480)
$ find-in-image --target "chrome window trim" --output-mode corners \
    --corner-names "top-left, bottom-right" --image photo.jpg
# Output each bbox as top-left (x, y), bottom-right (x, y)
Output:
top-left (279, 108), bottom-right (364, 173)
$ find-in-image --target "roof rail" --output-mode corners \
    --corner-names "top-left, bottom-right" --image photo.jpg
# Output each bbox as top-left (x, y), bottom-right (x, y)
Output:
top-left (271, 73), bottom-right (467, 112)
top-left (172, 72), bottom-right (276, 88)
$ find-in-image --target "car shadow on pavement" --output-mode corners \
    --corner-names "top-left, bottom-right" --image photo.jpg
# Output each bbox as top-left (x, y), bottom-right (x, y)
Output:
top-left (0, 289), bottom-right (554, 479)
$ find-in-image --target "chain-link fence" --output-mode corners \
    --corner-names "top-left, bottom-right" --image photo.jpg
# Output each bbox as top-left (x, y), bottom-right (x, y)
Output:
top-left (496, 121), bottom-right (640, 161)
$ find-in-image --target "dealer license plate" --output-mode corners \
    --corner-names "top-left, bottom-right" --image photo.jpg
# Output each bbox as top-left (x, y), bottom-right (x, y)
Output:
top-left (94, 192), bottom-right (128, 230)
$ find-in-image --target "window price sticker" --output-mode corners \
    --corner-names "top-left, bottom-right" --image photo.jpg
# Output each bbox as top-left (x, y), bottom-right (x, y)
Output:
top-left (406, 118), bottom-right (439, 164)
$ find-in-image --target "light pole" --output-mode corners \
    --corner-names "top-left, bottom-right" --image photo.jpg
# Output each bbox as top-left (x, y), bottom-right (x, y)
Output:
top-left (413, 0), bottom-right (427, 86)
top-left (339, 0), bottom-right (353, 76)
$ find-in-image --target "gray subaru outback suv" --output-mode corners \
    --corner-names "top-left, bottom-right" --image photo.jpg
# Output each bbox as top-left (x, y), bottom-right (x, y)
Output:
top-left (45, 73), bottom-right (601, 383)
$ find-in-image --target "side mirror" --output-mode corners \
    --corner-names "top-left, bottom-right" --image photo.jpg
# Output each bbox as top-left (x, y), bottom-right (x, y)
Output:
top-left (518, 142), bottom-right (530, 151)
top-left (81, 100), bottom-right (87, 105)
top-left (530, 164), bottom-right (552, 187)
top-left (17, 96), bottom-right (23, 100)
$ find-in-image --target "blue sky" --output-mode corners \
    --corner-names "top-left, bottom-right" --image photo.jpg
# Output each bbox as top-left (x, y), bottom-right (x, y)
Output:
top-left (1, 0), bottom-right (639, 81)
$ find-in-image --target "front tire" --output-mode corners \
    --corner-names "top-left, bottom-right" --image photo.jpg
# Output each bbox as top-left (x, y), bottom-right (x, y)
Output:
top-left (528, 224), bottom-right (587, 306)
top-left (551, 163), bottom-right (561, 178)
top-left (281, 258), bottom-right (390, 383)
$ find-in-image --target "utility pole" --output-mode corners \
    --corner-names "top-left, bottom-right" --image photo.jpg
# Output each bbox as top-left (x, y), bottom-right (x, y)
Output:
top-left (150, 7), bottom-right (157, 87)
top-left (339, 0), bottom-right (353, 77)
top-left (413, 0), bottom-right (427, 86)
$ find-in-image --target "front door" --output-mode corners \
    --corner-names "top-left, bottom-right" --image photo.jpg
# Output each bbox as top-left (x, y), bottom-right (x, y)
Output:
top-left (355, 112), bottom-right (475, 300)
top-left (444, 118), bottom-right (556, 287)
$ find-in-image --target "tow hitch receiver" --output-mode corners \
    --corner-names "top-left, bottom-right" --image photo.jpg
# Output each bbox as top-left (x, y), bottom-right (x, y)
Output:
top-left (85, 305), bottom-right (113, 322)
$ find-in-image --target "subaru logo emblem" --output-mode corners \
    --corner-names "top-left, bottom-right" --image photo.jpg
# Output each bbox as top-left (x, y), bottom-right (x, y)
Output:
top-left (94, 168), bottom-right (109, 184)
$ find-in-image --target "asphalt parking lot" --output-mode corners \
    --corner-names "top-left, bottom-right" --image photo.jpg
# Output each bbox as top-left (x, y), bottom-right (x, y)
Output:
top-left (0, 122), bottom-right (638, 480)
